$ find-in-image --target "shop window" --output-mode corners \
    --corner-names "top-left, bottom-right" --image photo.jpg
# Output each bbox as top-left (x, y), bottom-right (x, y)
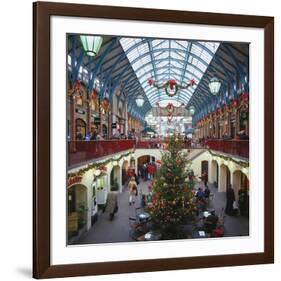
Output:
top-left (68, 188), bottom-right (76, 214)
top-left (240, 109), bottom-right (248, 131)
top-left (76, 118), bottom-right (86, 140)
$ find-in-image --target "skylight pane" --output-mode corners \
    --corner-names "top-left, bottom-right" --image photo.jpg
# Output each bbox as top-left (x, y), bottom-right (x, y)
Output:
top-left (120, 37), bottom-right (220, 108)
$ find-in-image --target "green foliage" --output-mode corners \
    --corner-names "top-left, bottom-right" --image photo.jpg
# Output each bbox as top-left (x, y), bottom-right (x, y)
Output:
top-left (147, 134), bottom-right (196, 239)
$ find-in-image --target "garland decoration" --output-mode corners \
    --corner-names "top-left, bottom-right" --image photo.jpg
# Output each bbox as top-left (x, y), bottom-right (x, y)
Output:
top-left (67, 150), bottom-right (133, 179)
top-left (196, 91), bottom-right (249, 127)
top-left (148, 78), bottom-right (196, 98)
top-left (208, 149), bottom-right (249, 168)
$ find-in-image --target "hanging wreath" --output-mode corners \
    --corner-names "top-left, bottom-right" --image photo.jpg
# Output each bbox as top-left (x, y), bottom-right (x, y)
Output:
top-left (165, 80), bottom-right (178, 97)
top-left (74, 80), bottom-right (81, 92)
top-left (166, 103), bottom-right (174, 114)
top-left (147, 78), bottom-right (196, 98)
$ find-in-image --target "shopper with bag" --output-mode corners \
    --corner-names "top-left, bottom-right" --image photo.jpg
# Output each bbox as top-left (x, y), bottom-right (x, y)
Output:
top-left (105, 185), bottom-right (119, 221)
top-left (128, 176), bottom-right (138, 205)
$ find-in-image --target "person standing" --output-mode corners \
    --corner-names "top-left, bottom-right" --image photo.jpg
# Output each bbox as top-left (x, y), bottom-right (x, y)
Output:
top-left (201, 171), bottom-right (208, 187)
top-left (128, 177), bottom-right (138, 205)
top-left (104, 185), bottom-right (118, 221)
top-left (238, 186), bottom-right (248, 216)
top-left (225, 185), bottom-right (235, 215)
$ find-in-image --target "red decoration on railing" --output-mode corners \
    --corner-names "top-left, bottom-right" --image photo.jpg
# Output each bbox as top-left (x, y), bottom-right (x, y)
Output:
top-left (206, 139), bottom-right (249, 159)
top-left (68, 140), bottom-right (135, 167)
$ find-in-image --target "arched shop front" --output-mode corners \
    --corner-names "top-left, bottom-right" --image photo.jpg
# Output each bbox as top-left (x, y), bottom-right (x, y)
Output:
top-left (122, 160), bottom-right (129, 185)
top-left (67, 183), bottom-right (88, 240)
top-left (210, 160), bottom-right (219, 187)
top-left (201, 160), bottom-right (209, 181)
top-left (76, 118), bottom-right (86, 139)
top-left (110, 165), bottom-right (121, 191)
top-left (219, 164), bottom-right (231, 192)
top-left (232, 170), bottom-right (249, 198)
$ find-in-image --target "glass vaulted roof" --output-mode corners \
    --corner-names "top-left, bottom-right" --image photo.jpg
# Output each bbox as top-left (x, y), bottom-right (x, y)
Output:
top-left (120, 38), bottom-right (219, 107)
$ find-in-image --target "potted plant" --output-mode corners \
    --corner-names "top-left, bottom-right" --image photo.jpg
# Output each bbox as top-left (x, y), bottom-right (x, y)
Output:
top-left (77, 203), bottom-right (88, 228)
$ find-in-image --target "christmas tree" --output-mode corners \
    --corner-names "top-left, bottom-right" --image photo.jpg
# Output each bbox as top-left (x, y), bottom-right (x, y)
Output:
top-left (148, 134), bottom-right (196, 239)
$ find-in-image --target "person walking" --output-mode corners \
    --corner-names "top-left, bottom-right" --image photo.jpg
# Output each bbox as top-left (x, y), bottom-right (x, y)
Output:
top-left (104, 185), bottom-right (118, 221)
top-left (128, 176), bottom-right (138, 205)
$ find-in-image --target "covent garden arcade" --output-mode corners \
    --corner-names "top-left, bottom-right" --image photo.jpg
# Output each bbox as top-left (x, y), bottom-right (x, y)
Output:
top-left (66, 34), bottom-right (249, 244)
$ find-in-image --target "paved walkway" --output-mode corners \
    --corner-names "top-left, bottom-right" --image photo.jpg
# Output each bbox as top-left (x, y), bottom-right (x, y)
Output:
top-left (194, 182), bottom-right (249, 237)
top-left (75, 179), bottom-right (249, 245)
top-left (75, 179), bottom-right (150, 245)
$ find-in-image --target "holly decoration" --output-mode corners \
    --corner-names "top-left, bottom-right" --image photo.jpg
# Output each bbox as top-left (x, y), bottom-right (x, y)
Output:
top-left (148, 134), bottom-right (196, 239)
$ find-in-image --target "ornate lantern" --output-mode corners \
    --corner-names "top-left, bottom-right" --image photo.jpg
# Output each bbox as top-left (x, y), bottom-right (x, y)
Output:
top-left (135, 95), bottom-right (144, 107)
top-left (80, 35), bottom-right (103, 57)
top-left (209, 76), bottom-right (221, 95)
top-left (189, 106), bottom-right (196, 116)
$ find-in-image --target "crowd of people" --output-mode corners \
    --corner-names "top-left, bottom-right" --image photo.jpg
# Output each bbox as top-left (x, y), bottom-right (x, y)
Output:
top-left (75, 129), bottom-right (138, 141)
top-left (225, 184), bottom-right (249, 217)
top-left (102, 165), bottom-right (248, 242)
top-left (138, 162), bottom-right (157, 180)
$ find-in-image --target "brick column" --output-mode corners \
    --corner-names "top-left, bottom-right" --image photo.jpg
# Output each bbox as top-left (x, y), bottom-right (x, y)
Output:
top-left (70, 96), bottom-right (76, 152)
top-left (86, 101), bottom-right (91, 135)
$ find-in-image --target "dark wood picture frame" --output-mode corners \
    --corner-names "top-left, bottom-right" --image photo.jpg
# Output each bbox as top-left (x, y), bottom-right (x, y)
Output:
top-left (33, 1), bottom-right (274, 278)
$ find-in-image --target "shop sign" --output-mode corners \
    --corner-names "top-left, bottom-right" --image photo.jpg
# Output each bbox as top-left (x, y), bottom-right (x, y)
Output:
top-left (94, 117), bottom-right (101, 125)
top-left (75, 108), bottom-right (85, 114)
top-left (67, 175), bottom-right (83, 187)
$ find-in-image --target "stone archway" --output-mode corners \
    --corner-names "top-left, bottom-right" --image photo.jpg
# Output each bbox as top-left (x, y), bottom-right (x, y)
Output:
top-left (110, 165), bottom-right (122, 192)
top-left (232, 170), bottom-right (249, 199)
top-left (219, 164), bottom-right (231, 192)
top-left (67, 184), bottom-right (88, 237)
top-left (210, 160), bottom-right (219, 187)
top-left (122, 160), bottom-right (129, 185)
top-left (201, 160), bottom-right (209, 181)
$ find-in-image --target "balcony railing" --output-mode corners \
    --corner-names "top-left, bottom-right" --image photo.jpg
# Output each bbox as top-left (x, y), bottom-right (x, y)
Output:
top-left (68, 140), bottom-right (135, 167)
top-left (205, 139), bottom-right (249, 159)
top-left (135, 140), bottom-right (167, 149)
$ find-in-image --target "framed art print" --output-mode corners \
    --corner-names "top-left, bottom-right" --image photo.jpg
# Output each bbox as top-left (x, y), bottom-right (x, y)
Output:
top-left (33, 1), bottom-right (274, 278)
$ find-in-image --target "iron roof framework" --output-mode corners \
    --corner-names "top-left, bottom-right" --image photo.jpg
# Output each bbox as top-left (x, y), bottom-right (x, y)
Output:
top-left (68, 35), bottom-right (249, 125)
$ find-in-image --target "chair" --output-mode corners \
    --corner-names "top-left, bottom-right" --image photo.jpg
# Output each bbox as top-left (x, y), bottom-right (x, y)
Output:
top-left (129, 207), bottom-right (151, 241)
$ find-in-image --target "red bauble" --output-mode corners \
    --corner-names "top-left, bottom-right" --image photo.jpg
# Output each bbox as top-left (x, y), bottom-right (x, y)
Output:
top-left (176, 159), bottom-right (181, 165)
top-left (189, 79), bottom-right (196, 86)
top-left (148, 78), bottom-right (154, 86)
top-left (167, 79), bottom-right (176, 89)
